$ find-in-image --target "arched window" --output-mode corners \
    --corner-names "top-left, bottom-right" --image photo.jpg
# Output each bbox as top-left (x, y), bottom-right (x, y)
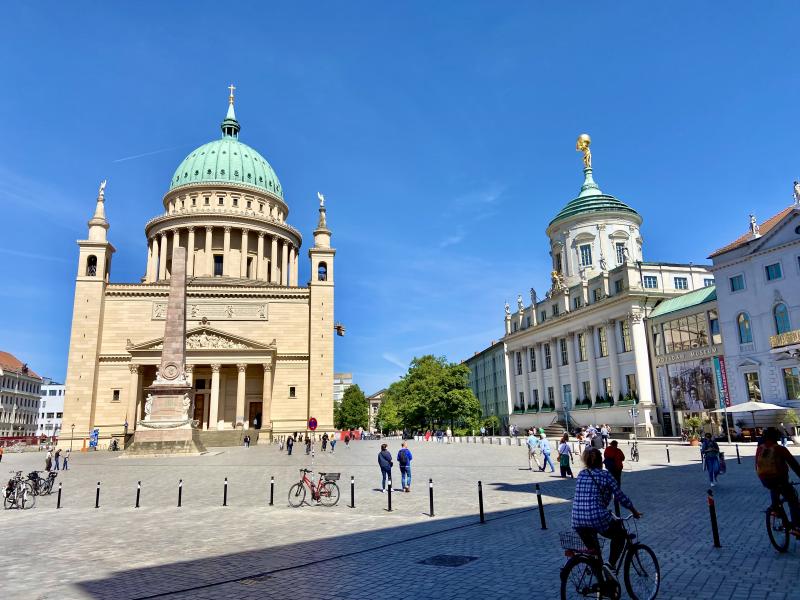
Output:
top-left (86, 255), bottom-right (97, 277)
top-left (318, 262), bottom-right (327, 281)
top-left (737, 312), bottom-right (753, 344)
top-left (774, 303), bottom-right (791, 335)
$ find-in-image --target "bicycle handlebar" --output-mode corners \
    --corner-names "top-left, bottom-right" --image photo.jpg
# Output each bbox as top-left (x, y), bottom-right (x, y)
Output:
top-left (300, 468), bottom-right (312, 473)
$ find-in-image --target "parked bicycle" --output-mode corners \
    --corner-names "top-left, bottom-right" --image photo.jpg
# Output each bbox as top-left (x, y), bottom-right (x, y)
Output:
top-left (766, 481), bottom-right (800, 552)
top-left (288, 469), bottom-right (340, 507)
top-left (4, 471), bottom-right (36, 510)
top-left (560, 514), bottom-right (659, 599)
top-left (27, 471), bottom-right (57, 496)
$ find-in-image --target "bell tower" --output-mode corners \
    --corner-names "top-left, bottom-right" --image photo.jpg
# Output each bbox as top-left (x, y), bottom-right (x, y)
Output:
top-left (307, 193), bottom-right (335, 431)
top-left (63, 181), bottom-right (116, 438)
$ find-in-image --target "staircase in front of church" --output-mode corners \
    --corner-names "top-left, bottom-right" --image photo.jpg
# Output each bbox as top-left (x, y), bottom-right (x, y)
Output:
top-left (197, 430), bottom-right (260, 447)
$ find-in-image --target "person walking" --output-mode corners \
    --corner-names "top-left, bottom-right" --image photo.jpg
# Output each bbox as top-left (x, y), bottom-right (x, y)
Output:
top-left (701, 433), bottom-right (721, 486)
top-left (344, 434), bottom-right (350, 448)
top-left (305, 436), bottom-right (312, 455)
top-left (378, 443), bottom-right (393, 492)
top-left (540, 433), bottom-right (556, 473)
top-left (330, 437), bottom-right (337, 453)
top-left (778, 423), bottom-right (789, 447)
top-left (45, 449), bottom-right (53, 472)
top-left (603, 440), bottom-right (625, 485)
top-left (243, 435), bottom-right (250, 448)
top-left (558, 434), bottom-right (574, 478)
top-left (321, 433), bottom-right (329, 452)
top-left (527, 430), bottom-right (541, 470)
top-left (63, 449), bottom-right (70, 470)
top-left (397, 441), bottom-right (413, 492)
top-left (480, 426), bottom-right (486, 438)
top-left (600, 424), bottom-right (610, 448)
top-left (286, 435), bottom-right (294, 456)
top-left (53, 448), bottom-right (62, 470)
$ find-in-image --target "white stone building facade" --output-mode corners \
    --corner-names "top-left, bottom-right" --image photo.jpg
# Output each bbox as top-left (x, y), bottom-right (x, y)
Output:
top-left (333, 373), bottom-right (353, 405)
top-left (36, 378), bottom-right (65, 440)
top-left (0, 352), bottom-right (43, 439)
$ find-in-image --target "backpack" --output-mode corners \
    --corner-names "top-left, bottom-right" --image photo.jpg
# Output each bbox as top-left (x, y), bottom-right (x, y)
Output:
top-left (757, 446), bottom-right (784, 480)
top-left (397, 449), bottom-right (409, 466)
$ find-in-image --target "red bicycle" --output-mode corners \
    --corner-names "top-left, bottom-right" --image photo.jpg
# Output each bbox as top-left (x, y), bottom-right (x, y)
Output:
top-left (288, 469), bottom-right (340, 507)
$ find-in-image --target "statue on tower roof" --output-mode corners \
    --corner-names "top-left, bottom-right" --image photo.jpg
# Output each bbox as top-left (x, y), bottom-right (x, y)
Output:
top-left (576, 133), bottom-right (592, 169)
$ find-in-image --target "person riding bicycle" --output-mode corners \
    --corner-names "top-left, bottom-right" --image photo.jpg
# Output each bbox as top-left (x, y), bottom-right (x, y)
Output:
top-left (756, 427), bottom-right (800, 534)
top-left (571, 448), bottom-right (642, 575)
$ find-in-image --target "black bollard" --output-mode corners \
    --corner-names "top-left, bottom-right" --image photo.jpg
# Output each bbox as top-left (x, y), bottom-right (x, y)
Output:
top-left (387, 478), bottom-right (392, 512)
top-left (178, 479), bottom-right (183, 508)
top-left (223, 477), bottom-right (228, 507)
top-left (535, 483), bottom-right (547, 530)
top-left (135, 481), bottom-right (141, 508)
top-left (57, 482), bottom-right (62, 509)
top-left (707, 489), bottom-right (721, 548)
top-left (736, 444), bottom-right (741, 465)
top-left (478, 481), bottom-right (485, 523)
top-left (666, 445), bottom-right (671, 464)
top-left (350, 476), bottom-right (355, 509)
top-left (429, 478), bottom-right (435, 517)
top-left (95, 481), bottom-right (100, 509)
top-left (269, 476), bottom-right (274, 506)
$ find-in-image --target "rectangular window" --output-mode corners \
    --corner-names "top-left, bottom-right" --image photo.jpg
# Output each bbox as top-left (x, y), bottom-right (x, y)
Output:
top-left (573, 296), bottom-right (582, 310)
top-left (218, 197), bottom-right (224, 206)
top-left (544, 344), bottom-right (552, 369)
top-left (547, 387), bottom-right (554, 404)
top-left (766, 263), bottom-right (783, 281)
top-left (555, 253), bottom-right (562, 273)
top-left (704, 278), bottom-right (714, 287)
top-left (578, 332), bottom-right (587, 361)
top-left (232, 198), bottom-right (239, 207)
top-left (729, 274), bottom-right (745, 292)
top-left (560, 338), bottom-right (569, 366)
top-left (620, 320), bottom-right (632, 352)
top-left (674, 277), bottom-right (688, 290)
top-left (56, 412), bottom-right (62, 418)
top-left (598, 327), bottom-right (608, 357)
top-left (708, 309), bottom-right (721, 344)
top-left (540, 311), bottom-right (547, 323)
top-left (532, 389), bottom-right (539, 407)
top-left (552, 304), bottom-right (559, 316)
top-left (112, 389), bottom-right (120, 403)
top-left (580, 244), bottom-right (593, 267)
top-left (643, 275), bottom-right (658, 289)
top-left (783, 368), bottom-right (800, 401)
top-left (614, 279), bottom-right (623, 294)
top-left (246, 200), bottom-right (252, 209)
top-left (516, 352), bottom-right (523, 376)
top-left (744, 372), bottom-right (761, 402)
top-left (204, 197), bottom-right (210, 206)
top-left (213, 255), bottom-right (224, 276)
top-left (518, 391), bottom-right (525, 409)
top-left (615, 242), bottom-right (626, 265)
top-left (602, 378), bottom-right (613, 399)
top-left (195, 379), bottom-right (206, 390)
top-left (289, 386), bottom-right (297, 398)
top-left (529, 347), bottom-right (536, 372)
top-left (582, 380), bottom-right (591, 400)
top-left (592, 288), bottom-right (601, 302)
top-left (526, 316), bottom-right (531, 328)
top-left (625, 374), bottom-right (637, 395)
top-left (46, 412), bottom-right (54, 419)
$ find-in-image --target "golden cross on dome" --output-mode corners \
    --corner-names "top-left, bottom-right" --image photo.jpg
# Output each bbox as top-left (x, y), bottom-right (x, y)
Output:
top-left (228, 83), bottom-right (236, 105)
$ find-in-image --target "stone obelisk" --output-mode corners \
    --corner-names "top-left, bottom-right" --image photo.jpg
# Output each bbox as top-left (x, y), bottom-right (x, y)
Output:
top-left (128, 247), bottom-right (206, 455)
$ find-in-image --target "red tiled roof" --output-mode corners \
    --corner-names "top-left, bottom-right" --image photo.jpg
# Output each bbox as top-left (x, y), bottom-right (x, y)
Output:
top-left (0, 351), bottom-right (42, 380)
top-left (708, 206), bottom-right (795, 259)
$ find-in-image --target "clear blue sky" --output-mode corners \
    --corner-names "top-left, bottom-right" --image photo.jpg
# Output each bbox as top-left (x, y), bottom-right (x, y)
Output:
top-left (1, 3), bottom-right (798, 393)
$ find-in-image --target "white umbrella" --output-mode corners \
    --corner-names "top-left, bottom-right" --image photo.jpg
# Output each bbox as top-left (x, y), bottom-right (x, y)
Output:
top-left (712, 401), bottom-right (787, 429)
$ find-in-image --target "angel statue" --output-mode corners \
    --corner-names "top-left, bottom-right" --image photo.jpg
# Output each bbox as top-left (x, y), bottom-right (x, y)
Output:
top-left (317, 191), bottom-right (325, 207)
top-left (517, 294), bottom-right (525, 313)
top-left (794, 180), bottom-right (800, 205)
top-left (576, 134), bottom-right (592, 169)
top-left (749, 214), bottom-right (760, 237)
top-left (530, 288), bottom-right (537, 307)
top-left (98, 179), bottom-right (107, 199)
top-left (504, 301), bottom-right (511, 316)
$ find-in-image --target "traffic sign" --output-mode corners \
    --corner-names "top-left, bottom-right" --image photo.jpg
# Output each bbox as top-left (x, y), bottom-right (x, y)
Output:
top-left (308, 417), bottom-right (318, 431)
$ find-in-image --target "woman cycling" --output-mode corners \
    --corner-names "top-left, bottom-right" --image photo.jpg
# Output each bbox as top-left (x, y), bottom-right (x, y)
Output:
top-left (571, 448), bottom-right (642, 570)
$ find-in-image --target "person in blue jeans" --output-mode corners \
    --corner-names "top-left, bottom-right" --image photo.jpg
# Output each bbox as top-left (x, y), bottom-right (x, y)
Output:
top-left (701, 433), bottom-right (721, 486)
top-left (397, 441), bottom-right (413, 492)
top-left (378, 443), bottom-right (393, 492)
top-left (539, 433), bottom-right (555, 473)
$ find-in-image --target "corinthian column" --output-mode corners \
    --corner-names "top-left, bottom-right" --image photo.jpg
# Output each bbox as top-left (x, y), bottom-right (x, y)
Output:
top-left (281, 240), bottom-right (289, 286)
top-left (205, 226), bottom-right (213, 276)
top-left (186, 227), bottom-right (195, 277)
top-left (240, 229), bottom-right (249, 278)
top-left (127, 364), bottom-right (140, 427)
top-left (158, 232), bottom-right (168, 281)
top-left (289, 246), bottom-right (297, 286)
top-left (270, 236), bottom-right (279, 283)
top-left (236, 363), bottom-right (247, 428)
top-left (223, 227), bottom-right (231, 276)
top-left (146, 237), bottom-right (155, 283)
top-left (261, 362), bottom-right (273, 436)
top-left (209, 364), bottom-right (221, 430)
top-left (257, 232), bottom-right (265, 281)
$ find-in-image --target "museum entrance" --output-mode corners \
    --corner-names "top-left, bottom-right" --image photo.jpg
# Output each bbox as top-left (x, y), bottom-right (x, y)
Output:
top-left (248, 403), bottom-right (262, 430)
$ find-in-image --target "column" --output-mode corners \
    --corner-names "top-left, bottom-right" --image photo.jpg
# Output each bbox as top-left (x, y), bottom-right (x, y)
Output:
top-left (585, 326), bottom-right (599, 401)
top-left (281, 240), bottom-right (289, 286)
top-left (205, 226), bottom-right (214, 276)
top-left (257, 232), bottom-right (265, 281)
top-left (289, 246), bottom-right (297, 286)
top-left (551, 337), bottom-right (562, 409)
top-left (223, 227), bottom-right (231, 276)
top-left (168, 229), bottom-right (179, 279)
top-left (210, 364), bottom-right (221, 430)
top-left (186, 227), bottom-right (195, 277)
top-left (504, 351), bottom-right (518, 414)
top-left (270, 236), bottom-right (279, 283)
top-left (566, 333), bottom-right (579, 418)
top-left (185, 364), bottom-right (194, 387)
top-left (236, 363), bottom-right (247, 429)
top-left (629, 312), bottom-right (653, 405)
top-left (521, 345), bottom-right (531, 410)
top-left (240, 228), bottom-right (249, 278)
top-left (146, 238), bottom-right (155, 282)
top-left (127, 365), bottom-right (140, 427)
top-left (158, 232), bottom-right (168, 280)
top-left (261, 362), bottom-right (273, 435)
top-left (606, 320), bottom-right (622, 401)
top-left (534, 343), bottom-right (546, 410)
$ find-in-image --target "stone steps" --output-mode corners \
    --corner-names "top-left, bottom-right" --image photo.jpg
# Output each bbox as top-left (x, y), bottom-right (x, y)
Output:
top-left (196, 430), bottom-right (260, 447)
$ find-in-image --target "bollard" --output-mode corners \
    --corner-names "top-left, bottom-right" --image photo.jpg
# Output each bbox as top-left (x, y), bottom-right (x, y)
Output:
top-left (95, 481), bottom-right (100, 509)
top-left (707, 489), bottom-right (721, 548)
top-left (387, 478), bottom-right (392, 512)
top-left (478, 481), bottom-right (485, 523)
top-left (178, 479), bottom-right (183, 508)
top-left (429, 478), bottom-right (435, 517)
top-left (223, 477), bottom-right (228, 507)
top-left (666, 445), bottom-right (671, 464)
top-left (269, 476), bottom-right (275, 506)
top-left (57, 482), bottom-right (62, 509)
top-left (736, 444), bottom-right (741, 465)
top-left (535, 483), bottom-right (547, 530)
top-left (135, 481), bottom-right (141, 508)
top-left (350, 476), bottom-right (355, 509)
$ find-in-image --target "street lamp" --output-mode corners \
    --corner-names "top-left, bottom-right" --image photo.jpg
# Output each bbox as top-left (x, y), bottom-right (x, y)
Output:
top-left (628, 408), bottom-right (639, 445)
top-left (70, 423), bottom-right (75, 452)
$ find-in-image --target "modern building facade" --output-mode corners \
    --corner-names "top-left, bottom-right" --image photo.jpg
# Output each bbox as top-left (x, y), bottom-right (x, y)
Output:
top-left (647, 286), bottom-right (725, 436)
top-left (503, 135), bottom-right (712, 436)
top-left (62, 89), bottom-right (336, 445)
top-left (0, 352), bottom-right (43, 439)
top-left (709, 202), bottom-right (800, 422)
top-left (464, 341), bottom-right (509, 431)
top-left (333, 373), bottom-right (353, 404)
top-left (367, 389), bottom-right (385, 433)
top-left (36, 378), bottom-right (65, 440)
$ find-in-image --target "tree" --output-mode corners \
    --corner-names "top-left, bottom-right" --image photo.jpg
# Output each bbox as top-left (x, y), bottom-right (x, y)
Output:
top-left (375, 395), bottom-right (402, 435)
top-left (334, 384), bottom-right (368, 430)
top-left (483, 415), bottom-right (501, 436)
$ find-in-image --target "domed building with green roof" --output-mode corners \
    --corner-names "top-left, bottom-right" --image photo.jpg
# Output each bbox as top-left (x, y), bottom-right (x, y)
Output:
top-left (62, 88), bottom-right (337, 449)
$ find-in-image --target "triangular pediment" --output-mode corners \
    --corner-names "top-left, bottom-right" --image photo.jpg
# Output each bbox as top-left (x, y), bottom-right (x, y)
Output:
top-left (737, 357), bottom-right (761, 368)
top-left (127, 327), bottom-right (276, 353)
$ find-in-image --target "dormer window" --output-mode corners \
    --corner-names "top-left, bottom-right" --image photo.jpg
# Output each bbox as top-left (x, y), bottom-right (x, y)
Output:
top-left (232, 198), bottom-right (238, 207)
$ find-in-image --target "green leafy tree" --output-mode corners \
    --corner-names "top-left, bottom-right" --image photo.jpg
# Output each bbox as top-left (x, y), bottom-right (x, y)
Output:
top-left (483, 415), bottom-right (501, 435)
top-left (334, 384), bottom-right (368, 430)
top-left (375, 395), bottom-right (402, 435)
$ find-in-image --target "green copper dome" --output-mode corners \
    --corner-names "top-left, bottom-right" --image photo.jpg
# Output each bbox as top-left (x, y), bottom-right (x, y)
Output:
top-left (549, 168), bottom-right (639, 227)
top-left (169, 99), bottom-right (283, 198)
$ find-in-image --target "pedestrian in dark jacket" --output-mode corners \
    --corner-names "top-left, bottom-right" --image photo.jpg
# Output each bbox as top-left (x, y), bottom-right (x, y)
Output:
top-left (305, 436), bottom-right (312, 455)
top-left (321, 433), bottom-right (329, 452)
top-left (287, 436), bottom-right (294, 455)
top-left (397, 442), bottom-right (413, 492)
top-left (378, 444), bottom-right (393, 492)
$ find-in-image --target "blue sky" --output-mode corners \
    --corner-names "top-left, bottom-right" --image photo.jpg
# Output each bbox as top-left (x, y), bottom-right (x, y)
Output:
top-left (2, 3), bottom-right (799, 393)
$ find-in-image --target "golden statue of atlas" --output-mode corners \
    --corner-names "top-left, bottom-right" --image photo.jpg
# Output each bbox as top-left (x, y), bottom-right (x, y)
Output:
top-left (576, 133), bottom-right (592, 169)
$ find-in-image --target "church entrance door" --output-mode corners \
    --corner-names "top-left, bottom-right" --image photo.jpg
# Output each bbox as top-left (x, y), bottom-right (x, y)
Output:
top-left (193, 394), bottom-right (205, 425)
top-left (248, 403), bottom-right (262, 430)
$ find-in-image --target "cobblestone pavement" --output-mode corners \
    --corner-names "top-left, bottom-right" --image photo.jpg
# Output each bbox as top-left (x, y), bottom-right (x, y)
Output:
top-left (1, 439), bottom-right (797, 599)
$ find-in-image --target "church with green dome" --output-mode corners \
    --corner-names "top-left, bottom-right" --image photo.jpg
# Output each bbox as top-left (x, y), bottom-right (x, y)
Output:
top-left (62, 87), bottom-right (337, 447)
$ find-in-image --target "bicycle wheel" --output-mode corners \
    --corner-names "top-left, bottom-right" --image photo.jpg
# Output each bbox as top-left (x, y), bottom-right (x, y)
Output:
top-left (287, 482), bottom-right (306, 507)
top-left (318, 482), bottom-right (340, 507)
top-left (766, 505), bottom-right (791, 553)
top-left (560, 555), bottom-right (602, 599)
top-left (21, 485), bottom-right (36, 510)
top-left (3, 488), bottom-right (13, 510)
top-left (623, 543), bottom-right (660, 600)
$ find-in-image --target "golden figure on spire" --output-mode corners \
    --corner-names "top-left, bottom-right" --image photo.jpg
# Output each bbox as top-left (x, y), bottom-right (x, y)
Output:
top-left (228, 83), bottom-right (236, 105)
top-left (576, 133), bottom-right (592, 169)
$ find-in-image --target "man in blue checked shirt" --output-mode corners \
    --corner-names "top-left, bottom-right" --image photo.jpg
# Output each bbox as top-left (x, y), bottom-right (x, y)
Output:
top-left (571, 448), bottom-right (642, 570)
